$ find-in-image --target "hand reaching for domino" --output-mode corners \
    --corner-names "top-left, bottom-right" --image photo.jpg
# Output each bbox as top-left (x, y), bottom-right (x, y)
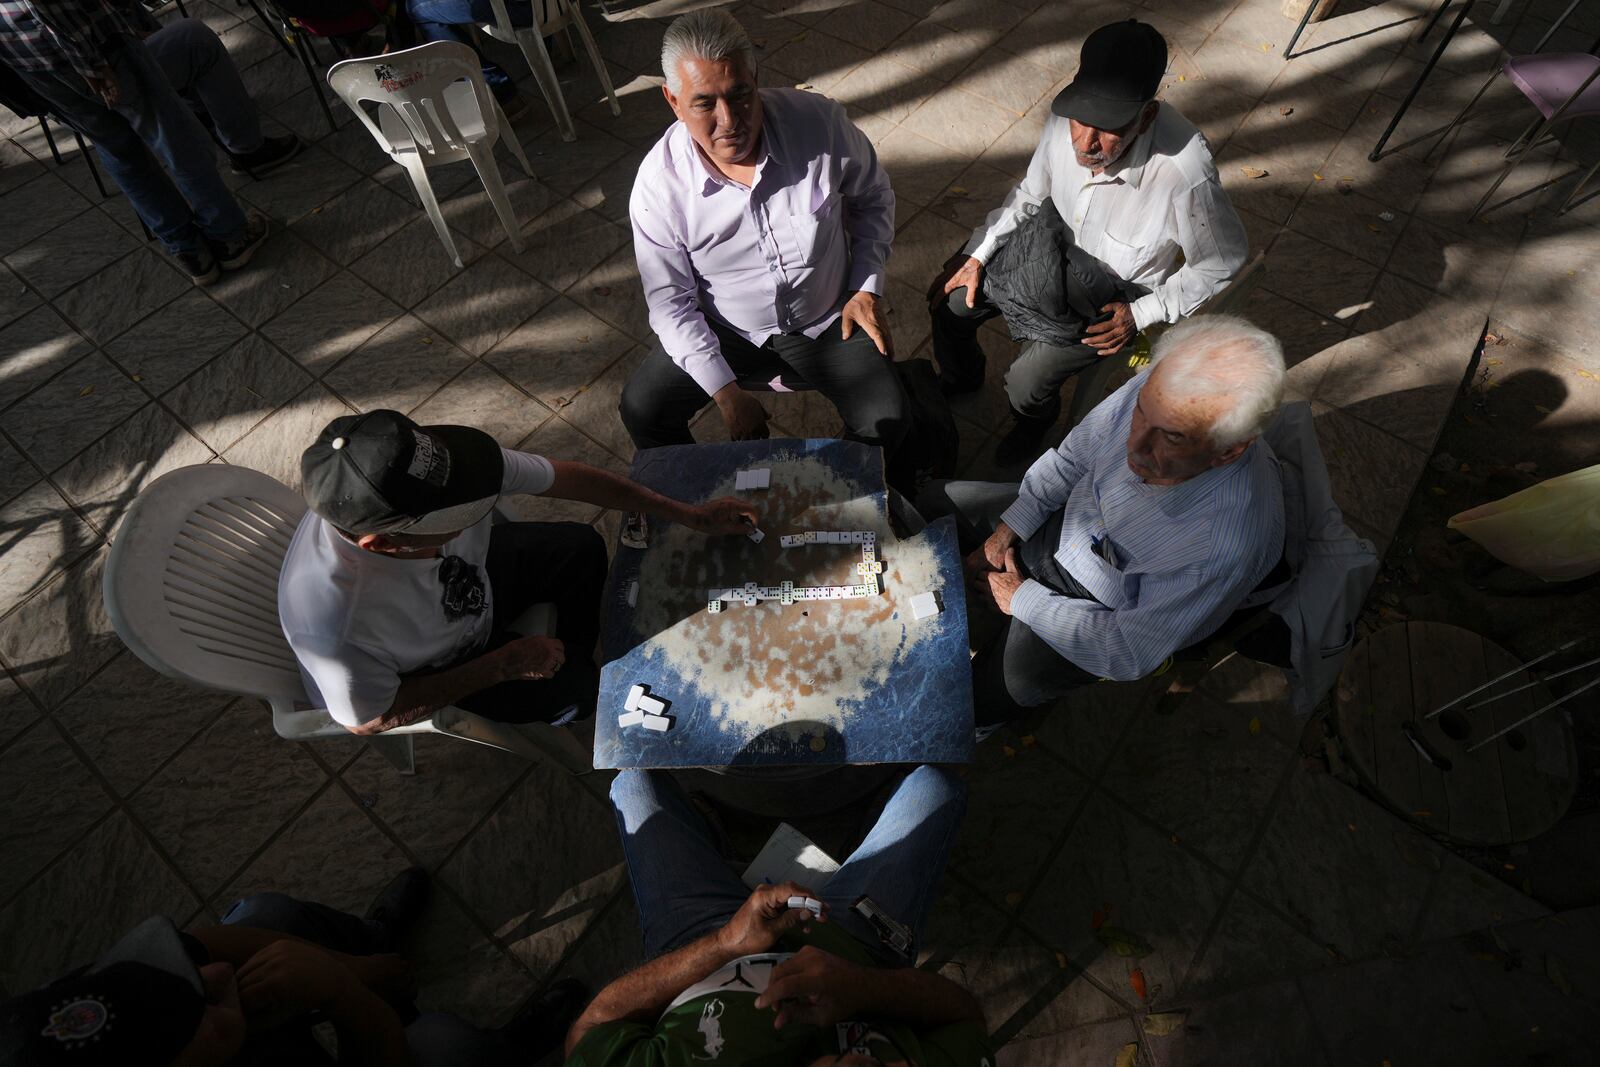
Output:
top-left (786, 895), bottom-right (826, 918)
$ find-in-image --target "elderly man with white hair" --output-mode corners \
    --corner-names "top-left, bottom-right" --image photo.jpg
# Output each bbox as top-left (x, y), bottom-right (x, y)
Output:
top-left (918, 315), bottom-right (1287, 728)
top-left (619, 8), bottom-right (906, 454)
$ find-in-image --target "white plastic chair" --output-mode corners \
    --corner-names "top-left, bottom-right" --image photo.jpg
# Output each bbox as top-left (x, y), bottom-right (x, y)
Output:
top-left (481, 0), bottom-right (620, 143)
top-left (102, 464), bottom-right (591, 776)
top-left (1067, 251), bottom-right (1268, 428)
top-left (326, 41), bottom-right (533, 268)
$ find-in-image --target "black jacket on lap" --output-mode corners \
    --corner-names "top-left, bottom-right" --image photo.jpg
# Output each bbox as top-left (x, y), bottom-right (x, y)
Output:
top-left (983, 198), bottom-right (1136, 349)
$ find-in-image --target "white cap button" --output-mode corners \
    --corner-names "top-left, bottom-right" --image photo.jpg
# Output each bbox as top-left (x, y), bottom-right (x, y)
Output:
top-left (331, 437), bottom-right (346, 450)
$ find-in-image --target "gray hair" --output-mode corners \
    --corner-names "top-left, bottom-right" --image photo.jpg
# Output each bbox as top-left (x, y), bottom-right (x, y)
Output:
top-left (661, 9), bottom-right (755, 95)
top-left (1148, 314), bottom-right (1286, 449)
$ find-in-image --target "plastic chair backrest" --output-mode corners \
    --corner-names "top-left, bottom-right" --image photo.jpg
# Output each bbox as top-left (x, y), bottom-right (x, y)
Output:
top-left (486, 0), bottom-right (565, 35)
top-left (326, 41), bottom-right (495, 159)
top-left (103, 465), bottom-right (311, 703)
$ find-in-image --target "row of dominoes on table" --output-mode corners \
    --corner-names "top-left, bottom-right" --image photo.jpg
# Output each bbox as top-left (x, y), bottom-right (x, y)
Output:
top-left (707, 575), bottom-right (882, 611)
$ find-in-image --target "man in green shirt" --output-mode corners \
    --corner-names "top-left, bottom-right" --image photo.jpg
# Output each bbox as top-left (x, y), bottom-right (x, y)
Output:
top-left (566, 766), bottom-right (994, 1066)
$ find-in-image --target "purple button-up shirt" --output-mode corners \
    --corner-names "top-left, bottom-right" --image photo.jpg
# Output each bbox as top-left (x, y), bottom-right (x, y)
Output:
top-left (630, 88), bottom-right (895, 396)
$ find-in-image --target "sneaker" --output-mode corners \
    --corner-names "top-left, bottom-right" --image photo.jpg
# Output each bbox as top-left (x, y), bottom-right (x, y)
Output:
top-left (993, 410), bottom-right (1057, 466)
top-left (228, 133), bottom-right (302, 177)
top-left (364, 866), bottom-right (430, 950)
top-left (213, 212), bottom-right (271, 271)
top-left (501, 978), bottom-right (591, 1059)
top-left (175, 245), bottom-right (220, 286)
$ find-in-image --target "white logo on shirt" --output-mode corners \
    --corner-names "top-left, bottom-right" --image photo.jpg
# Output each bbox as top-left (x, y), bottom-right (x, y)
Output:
top-left (695, 999), bottom-right (725, 1060)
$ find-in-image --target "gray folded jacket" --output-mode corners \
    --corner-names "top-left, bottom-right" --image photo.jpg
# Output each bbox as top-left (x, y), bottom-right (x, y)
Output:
top-left (983, 198), bottom-right (1136, 349)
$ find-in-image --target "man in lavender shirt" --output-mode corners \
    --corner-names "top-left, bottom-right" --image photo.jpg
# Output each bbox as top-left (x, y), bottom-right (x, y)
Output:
top-left (618, 9), bottom-right (907, 454)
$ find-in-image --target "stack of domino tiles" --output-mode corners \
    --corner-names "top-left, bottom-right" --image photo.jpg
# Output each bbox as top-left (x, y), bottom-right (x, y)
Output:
top-left (618, 684), bottom-right (673, 732)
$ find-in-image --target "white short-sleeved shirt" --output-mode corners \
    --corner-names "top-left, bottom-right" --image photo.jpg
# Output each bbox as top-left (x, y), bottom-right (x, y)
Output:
top-left (278, 449), bottom-right (556, 727)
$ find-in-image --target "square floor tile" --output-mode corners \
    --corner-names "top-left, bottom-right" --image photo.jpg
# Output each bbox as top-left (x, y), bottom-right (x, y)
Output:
top-left (500, 415), bottom-right (628, 524)
top-left (405, 891), bottom-right (537, 1025)
top-left (0, 811), bottom-right (197, 991)
top-left (216, 784), bottom-right (406, 916)
top-left (261, 271), bottom-right (404, 376)
top-left (567, 244), bottom-right (652, 344)
top-left (350, 215), bottom-right (486, 309)
top-left (0, 262), bottom-right (40, 329)
top-left (341, 735), bottom-right (528, 871)
top-left (763, 30), bottom-right (873, 94)
top-left (162, 335), bottom-right (311, 452)
top-left (0, 547), bottom-right (120, 710)
top-left (901, 87), bottom-right (1023, 160)
top-left (52, 652), bottom-right (235, 797)
top-left (105, 290), bottom-right (247, 394)
top-left (207, 230), bottom-right (340, 327)
top-left (502, 198), bottom-right (629, 294)
top-left (876, 125), bottom-right (973, 209)
top-left (324, 314), bottom-right (475, 414)
top-left (1310, 401), bottom-right (1428, 535)
top-left (829, 55), bottom-right (948, 129)
top-left (0, 305), bottom-right (93, 412)
top-left (440, 760), bottom-right (626, 978)
top-left (220, 381), bottom-right (354, 486)
top-left (288, 180), bottom-right (415, 266)
top-left (1022, 791), bottom-right (1232, 1012)
top-left (0, 480), bottom-right (98, 617)
top-left (237, 145), bottom-right (364, 224)
top-left (1262, 230), bottom-right (1381, 321)
top-left (3, 351), bottom-right (147, 471)
top-left (0, 172), bottom-right (92, 257)
top-left (52, 401), bottom-right (214, 539)
top-left (56, 246), bottom-right (193, 347)
top-left (3, 208), bottom-right (138, 299)
top-left (414, 253), bottom-right (556, 357)
top-left (0, 719), bottom-right (114, 903)
top-left (132, 702), bottom-right (329, 897)
top-left (484, 293), bottom-right (636, 409)
top-left (406, 361), bottom-right (553, 446)
top-left (536, 345), bottom-right (646, 465)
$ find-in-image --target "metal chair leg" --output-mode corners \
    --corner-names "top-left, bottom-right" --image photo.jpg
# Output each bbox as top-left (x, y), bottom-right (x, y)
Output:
top-left (69, 130), bottom-right (114, 198)
top-left (289, 31), bottom-right (338, 134)
top-left (1557, 157), bottom-right (1600, 213)
top-left (1425, 66), bottom-right (1500, 159)
top-left (1371, 1), bottom-right (1473, 161)
top-left (37, 117), bottom-right (65, 164)
top-left (243, 0), bottom-right (297, 61)
top-left (1282, 0), bottom-right (1320, 60)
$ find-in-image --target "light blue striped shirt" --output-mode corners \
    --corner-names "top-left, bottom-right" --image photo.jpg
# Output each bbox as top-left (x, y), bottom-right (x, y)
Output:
top-left (1000, 371), bottom-right (1284, 681)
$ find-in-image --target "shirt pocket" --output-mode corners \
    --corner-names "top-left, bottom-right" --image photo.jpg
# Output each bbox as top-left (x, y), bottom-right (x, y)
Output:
top-left (1080, 538), bottom-right (1140, 608)
top-left (787, 190), bottom-right (841, 267)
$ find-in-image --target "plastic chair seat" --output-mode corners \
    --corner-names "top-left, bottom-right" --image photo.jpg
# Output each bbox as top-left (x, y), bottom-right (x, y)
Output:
top-left (1503, 53), bottom-right (1600, 119)
top-left (378, 80), bottom-right (489, 159)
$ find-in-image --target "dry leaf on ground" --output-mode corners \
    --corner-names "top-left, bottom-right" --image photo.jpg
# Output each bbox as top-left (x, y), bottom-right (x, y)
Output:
top-left (1113, 1043), bottom-right (1138, 1067)
top-left (1240, 166), bottom-right (1269, 179)
top-left (1144, 1011), bottom-right (1186, 1036)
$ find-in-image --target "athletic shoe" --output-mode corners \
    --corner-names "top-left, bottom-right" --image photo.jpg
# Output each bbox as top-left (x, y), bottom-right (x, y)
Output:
top-left (228, 134), bottom-right (303, 177)
top-left (175, 245), bottom-right (220, 286)
top-left (213, 211), bottom-right (271, 271)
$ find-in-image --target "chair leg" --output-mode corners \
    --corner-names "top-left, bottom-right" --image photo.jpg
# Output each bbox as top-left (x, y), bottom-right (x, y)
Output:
top-left (289, 32), bottom-right (338, 135)
top-left (466, 140), bottom-right (524, 252)
top-left (37, 117), bottom-right (64, 165)
top-left (493, 99), bottom-right (536, 177)
top-left (1557, 157), bottom-right (1600, 214)
top-left (67, 130), bottom-right (114, 199)
top-left (400, 154), bottom-right (464, 267)
top-left (565, 0), bottom-right (621, 117)
top-left (243, 0), bottom-right (298, 61)
top-left (1424, 66), bottom-right (1500, 160)
top-left (515, 27), bottom-right (576, 142)
top-left (368, 734), bottom-right (417, 775)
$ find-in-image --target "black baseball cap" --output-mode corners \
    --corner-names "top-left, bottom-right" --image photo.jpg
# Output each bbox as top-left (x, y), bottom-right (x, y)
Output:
top-left (0, 917), bottom-right (206, 1066)
top-left (301, 409), bottom-right (504, 536)
top-left (1051, 19), bottom-right (1168, 130)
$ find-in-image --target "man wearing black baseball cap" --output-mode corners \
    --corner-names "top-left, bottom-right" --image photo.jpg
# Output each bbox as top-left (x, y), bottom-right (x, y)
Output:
top-left (279, 410), bottom-right (756, 734)
top-left (929, 18), bottom-right (1247, 465)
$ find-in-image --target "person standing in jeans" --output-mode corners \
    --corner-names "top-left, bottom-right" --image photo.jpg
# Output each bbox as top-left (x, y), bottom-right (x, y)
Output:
top-left (0, 2), bottom-right (284, 283)
top-left (403, 0), bottom-right (535, 114)
top-left (566, 766), bottom-right (994, 1065)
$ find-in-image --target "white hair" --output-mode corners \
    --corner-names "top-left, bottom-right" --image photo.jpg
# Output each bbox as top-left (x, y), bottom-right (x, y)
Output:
top-left (1148, 314), bottom-right (1286, 449)
top-left (661, 9), bottom-right (755, 95)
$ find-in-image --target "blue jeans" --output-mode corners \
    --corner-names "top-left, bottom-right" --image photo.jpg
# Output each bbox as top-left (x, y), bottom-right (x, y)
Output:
top-left (145, 18), bottom-right (264, 157)
top-left (405, 0), bottom-right (535, 97)
top-left (222, 892), bottom-right (522, 1067)
top-left (13, 29), bottom-right (246, 256)
top-left (609, 767), bottom-right (968, 961)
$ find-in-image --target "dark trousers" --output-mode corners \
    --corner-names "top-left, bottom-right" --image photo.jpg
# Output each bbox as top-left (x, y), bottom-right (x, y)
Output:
top-left (916, 479), bottom-right (1098, 727)
top-left (220, 893), bottom-right (523, 1066)
top-left (930, 287), bottom-right (1101, 422)
top-left (619, 316), bottom-right (909, 453)
top-left (454, 520), bottom-right (607, 723)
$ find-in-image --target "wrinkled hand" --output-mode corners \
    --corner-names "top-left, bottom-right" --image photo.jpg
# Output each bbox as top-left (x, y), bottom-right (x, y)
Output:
top-left (717, 882), bottom-right (826, 958)
top-left (87, 68), bottom-right (119, 107)
top-left (1083, 301), bottom-right (1136, 356)
top-left (687, 496), bottom-right (761, 535)
top-left (839, 291), bottom-right (894, 358)
top-left (972, 547), bottom-right (1024, 615)
top-left (714, 384), bottom-right (770, 441)
top-left (236, 941), bottom-right (356, 1031)
top-left (754, 945), bottom-right (872, 1029)
top-left (497, 635), bottom-right (566, 681)
top-left (969, 521), bottom-right (1018, 577)
top-left (928, 255), bottom-right (982, 309)
top-left (171, 963), bottom-right (247, 1067)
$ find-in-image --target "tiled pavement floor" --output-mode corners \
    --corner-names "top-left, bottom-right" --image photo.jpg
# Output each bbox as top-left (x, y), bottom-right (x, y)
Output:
top-left (2, 0), bottom-right (1598, 1060)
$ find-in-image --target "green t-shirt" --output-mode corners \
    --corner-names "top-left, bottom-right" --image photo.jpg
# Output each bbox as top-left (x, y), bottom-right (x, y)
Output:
top-left (567, 924), bottom-right (994, 1067)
